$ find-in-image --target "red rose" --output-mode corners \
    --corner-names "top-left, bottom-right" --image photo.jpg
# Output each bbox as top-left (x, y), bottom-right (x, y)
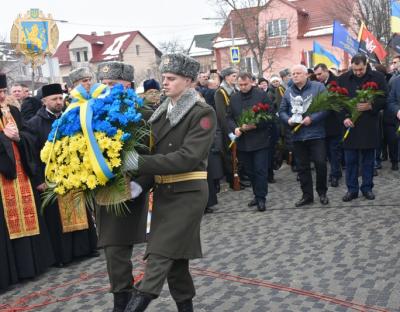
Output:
top-left (329, 87), bottom-right (338, 93)
top-left (252, 106), bottom-right (260, 113)
top-left (340, 87), bottom-right (349, 95)
top-left (263, 103), bottom-right (270, 111)
top-left (328, 81), bottom-right (338, 88)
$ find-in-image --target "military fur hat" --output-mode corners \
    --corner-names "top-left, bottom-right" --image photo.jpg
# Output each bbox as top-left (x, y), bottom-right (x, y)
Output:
top-left (220, 66), bottom-right (238, 79)
top-left (159, 53), bottom-right (200, 80)
top-left (97, 61), bottom-right (134, 82)
top-left (42, 83), bottom-right (63, 98)
top-left (69, 67), bottom-right (92, 84)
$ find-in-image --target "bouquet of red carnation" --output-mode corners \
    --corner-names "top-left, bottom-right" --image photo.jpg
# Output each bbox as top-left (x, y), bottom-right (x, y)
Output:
top-left (342, 81), bottom-right (383, 140)
top-left (292, 82), bottom-right (346, 133)
top-left (229, 102), bottom-right (272, 148)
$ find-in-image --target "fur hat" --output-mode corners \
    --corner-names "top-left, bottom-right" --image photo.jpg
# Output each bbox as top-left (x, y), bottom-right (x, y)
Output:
top-left (159, 53), bottom-right (200, 80)
top-left (97, 61), bottom-right (134, 82)
top-left (69, 67), bottom-right (92, 84)
top-left (279, 68), bottom-right (291, 78)
top-left (42, 83), bottom-right (63, 98)
top-left (143, 79), bottom-right (160, 92)
top-left (0, 73), bottom-right (7, 89)
top-left (220, 67), bottom-right (238, 79)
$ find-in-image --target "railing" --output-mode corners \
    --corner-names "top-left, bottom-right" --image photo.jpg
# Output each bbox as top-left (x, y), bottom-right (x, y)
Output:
top-left (266, 36), bottom-right (290, 48)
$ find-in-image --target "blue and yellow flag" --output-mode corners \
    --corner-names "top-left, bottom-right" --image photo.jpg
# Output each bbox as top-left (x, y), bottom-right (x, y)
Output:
top-left (392, 0), bottom-right (400, 33)
top-left (312, 41), bottom-right (340, 68)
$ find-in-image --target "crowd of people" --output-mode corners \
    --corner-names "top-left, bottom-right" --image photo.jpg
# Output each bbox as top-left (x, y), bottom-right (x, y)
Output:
top-left (1, 52), bottom-right (400, 311)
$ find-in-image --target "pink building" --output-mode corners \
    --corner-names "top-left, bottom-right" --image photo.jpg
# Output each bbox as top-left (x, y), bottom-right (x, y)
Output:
top-left (214, 0), bottom-right (356, 77)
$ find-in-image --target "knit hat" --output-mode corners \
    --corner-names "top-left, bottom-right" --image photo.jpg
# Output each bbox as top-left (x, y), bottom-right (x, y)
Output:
top-left (258, 78), bottom-right (268, 85)
top-left (159, 53), bottom-right (200, 80)
top-left (97, 61), bottom-right (134, 82)
top-left (42, 83), bottom-right (63, 98)
top-left (143, 79), bottom-right (161, 92)
top-left (69, 67), bottom-right (92, 83)
top-left (270, 75), bottom-right (281, 83)
top-left (220, 66), bottom-right (238, 79)
top-left (0, 74), bottom-right (7, 89)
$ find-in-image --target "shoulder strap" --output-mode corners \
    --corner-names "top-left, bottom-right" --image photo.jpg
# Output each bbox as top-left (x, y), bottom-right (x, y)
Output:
top-left (219, 88), bottom-right (230, 106)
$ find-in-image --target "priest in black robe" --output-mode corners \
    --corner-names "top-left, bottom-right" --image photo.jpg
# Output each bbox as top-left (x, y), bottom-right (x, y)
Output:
top-left (27, 83), bottom-right (98, 267)
top-left (0, 73), bottom-right (54, 292)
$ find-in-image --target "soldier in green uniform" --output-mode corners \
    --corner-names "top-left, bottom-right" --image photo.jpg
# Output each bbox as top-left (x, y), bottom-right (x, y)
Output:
top-left (95, 61), bottom-right (149, 312)
top-left (123, 53), bottom-right (217, 312)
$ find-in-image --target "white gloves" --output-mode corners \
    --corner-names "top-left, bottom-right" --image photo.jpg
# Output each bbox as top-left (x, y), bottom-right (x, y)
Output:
top-left (228, 132), bottom-right (236, 141)
top-left (129, 181), bottom-right (143, 199)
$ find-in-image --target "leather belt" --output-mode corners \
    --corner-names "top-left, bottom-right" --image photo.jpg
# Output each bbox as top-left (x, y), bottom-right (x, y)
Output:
top-left (154, 171), bottom-right (207, 184)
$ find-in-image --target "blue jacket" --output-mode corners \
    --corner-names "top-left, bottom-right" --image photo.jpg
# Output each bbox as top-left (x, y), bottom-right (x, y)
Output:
top-left (279, 80), bottom-right (327, 142)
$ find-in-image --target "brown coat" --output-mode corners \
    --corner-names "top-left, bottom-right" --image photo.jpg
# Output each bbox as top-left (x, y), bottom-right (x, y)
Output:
top-left (137, 90), bottom-right (216, 259)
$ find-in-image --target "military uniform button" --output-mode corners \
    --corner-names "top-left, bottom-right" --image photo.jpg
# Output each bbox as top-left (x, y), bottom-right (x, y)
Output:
top-left (168, 143), bottom-right (172, 146)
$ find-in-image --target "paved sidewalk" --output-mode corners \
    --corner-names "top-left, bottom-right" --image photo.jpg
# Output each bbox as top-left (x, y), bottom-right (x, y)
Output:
top-left (1, 163), bottom-right (399, 311)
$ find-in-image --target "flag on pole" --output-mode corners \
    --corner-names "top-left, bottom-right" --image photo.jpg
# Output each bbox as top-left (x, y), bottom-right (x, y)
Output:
top-left (391, 0), bottom-right (400, 33)
top-left (312, 41), bottom-right (340, 68)
top-left (358, 22), bottom-right (387, 63)
top-left (332, 20), bottom-right (359, 56)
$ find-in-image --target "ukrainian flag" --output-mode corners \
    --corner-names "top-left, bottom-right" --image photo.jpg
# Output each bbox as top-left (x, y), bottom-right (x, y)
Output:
top-left (312, 41), bottom-right (340, 69)
top-left (391, 0), bottom-right (400, 33)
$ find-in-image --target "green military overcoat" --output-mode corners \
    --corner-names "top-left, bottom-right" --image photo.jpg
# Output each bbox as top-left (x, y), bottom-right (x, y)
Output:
top-left (137, 88), bottom-right (216, 260)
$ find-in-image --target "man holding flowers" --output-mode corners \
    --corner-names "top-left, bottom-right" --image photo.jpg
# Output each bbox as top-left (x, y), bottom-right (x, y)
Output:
top-left (337, 54), bottom-right (387, 202)
top-left (226, 72), bottom-right (273, 212)
top-left (279, 64), bottom-right (329, 207)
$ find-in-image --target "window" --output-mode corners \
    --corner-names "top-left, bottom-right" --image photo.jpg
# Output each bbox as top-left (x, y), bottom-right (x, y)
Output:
top-left (136, 45), bottom-right (140, 56)
top-left (76, 51), bottom-right (81, 62)
top-left (83, 51), bottom-right (88, 62)
top-left (267, 19), bottom-right (288, 37)
top-left (240, 57), bottom-right (259, 76)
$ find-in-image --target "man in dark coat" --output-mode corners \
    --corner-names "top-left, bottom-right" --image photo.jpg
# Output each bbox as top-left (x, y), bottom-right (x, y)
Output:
top-left (338, 54), bottom-right (387, 202)
top-left (314, 63), bottom-right (343, 187)
top-left (0, 73), bottom-right (54, 291)
top-left (21, 88), bottom-right (43, 121)
top-left (95, 61), bottom-right (149, 312)
top-left (386, 75), bottom-right (400, 170)
top-left (27, 83), bottom-right (98, 268)
top-left (124, 53), bottom-right (216, 312)
top-left (227, 72), bottom-right (272, 211)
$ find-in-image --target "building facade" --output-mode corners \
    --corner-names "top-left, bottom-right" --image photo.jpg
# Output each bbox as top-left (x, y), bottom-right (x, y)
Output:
top-left (53, 31), bottom-right (162, 86)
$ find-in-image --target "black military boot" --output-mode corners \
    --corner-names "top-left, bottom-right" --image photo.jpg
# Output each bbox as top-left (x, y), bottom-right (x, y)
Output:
top-left (176, 299), bottom-right (194, 312)
top-left (123, 291), bottom-right (154, 312)
top-left (113, 292), bottom-right (132, 312)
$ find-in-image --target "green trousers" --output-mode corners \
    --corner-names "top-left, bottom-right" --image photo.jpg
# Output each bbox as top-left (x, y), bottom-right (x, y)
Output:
top-left (104, 245), bottom-right (134, 293)
top-left (137, 253), bottom-right (196, 302)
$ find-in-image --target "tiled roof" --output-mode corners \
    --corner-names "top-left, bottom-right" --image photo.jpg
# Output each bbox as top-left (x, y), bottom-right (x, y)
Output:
top-left (53, 40), bottom-right (71, 66)
top-left (53, 31), bottom-right (161, 65)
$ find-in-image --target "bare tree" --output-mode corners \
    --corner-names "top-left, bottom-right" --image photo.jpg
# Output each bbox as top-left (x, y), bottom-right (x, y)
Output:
top-left (158, 39), bottom-right (187, 54)
top-left (213, 0), bottom-right (294, 77)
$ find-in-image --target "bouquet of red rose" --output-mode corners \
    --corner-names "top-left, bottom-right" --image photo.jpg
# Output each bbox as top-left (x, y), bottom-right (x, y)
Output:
top-left (292, 81), bottom-right (346, 133)
top-left (342, 81), bottom-right (383, 140)
top-left (229, 102), bottom-right (272, 148)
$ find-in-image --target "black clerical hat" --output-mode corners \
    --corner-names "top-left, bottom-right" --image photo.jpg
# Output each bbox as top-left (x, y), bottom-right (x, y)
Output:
top-left (42, 83), bottom-right (63, 98)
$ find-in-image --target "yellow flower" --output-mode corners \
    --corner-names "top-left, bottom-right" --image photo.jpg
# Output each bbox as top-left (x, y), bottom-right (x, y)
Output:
top-left (86, 175), bottom-right (98, 189)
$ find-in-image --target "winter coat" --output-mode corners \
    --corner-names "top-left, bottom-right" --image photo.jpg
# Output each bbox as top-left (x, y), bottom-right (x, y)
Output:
top-left (338, 68), bottom-right (387, 149)
top-left (279, 80), bottom-right (328, 142)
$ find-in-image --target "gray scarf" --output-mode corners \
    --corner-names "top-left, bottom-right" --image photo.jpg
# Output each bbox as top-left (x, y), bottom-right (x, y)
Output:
top-left (148, 88), bottom-right (204, 127)
top-left (220, 80), bottom-right (236, 96)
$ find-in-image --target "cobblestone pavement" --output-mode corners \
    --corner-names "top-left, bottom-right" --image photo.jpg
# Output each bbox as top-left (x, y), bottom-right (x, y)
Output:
top-left (1, 163), bottom-right (400, 312)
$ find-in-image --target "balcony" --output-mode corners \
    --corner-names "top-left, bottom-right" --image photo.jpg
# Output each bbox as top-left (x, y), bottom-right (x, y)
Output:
top-left (266, 36), bottom-right (290, 48)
